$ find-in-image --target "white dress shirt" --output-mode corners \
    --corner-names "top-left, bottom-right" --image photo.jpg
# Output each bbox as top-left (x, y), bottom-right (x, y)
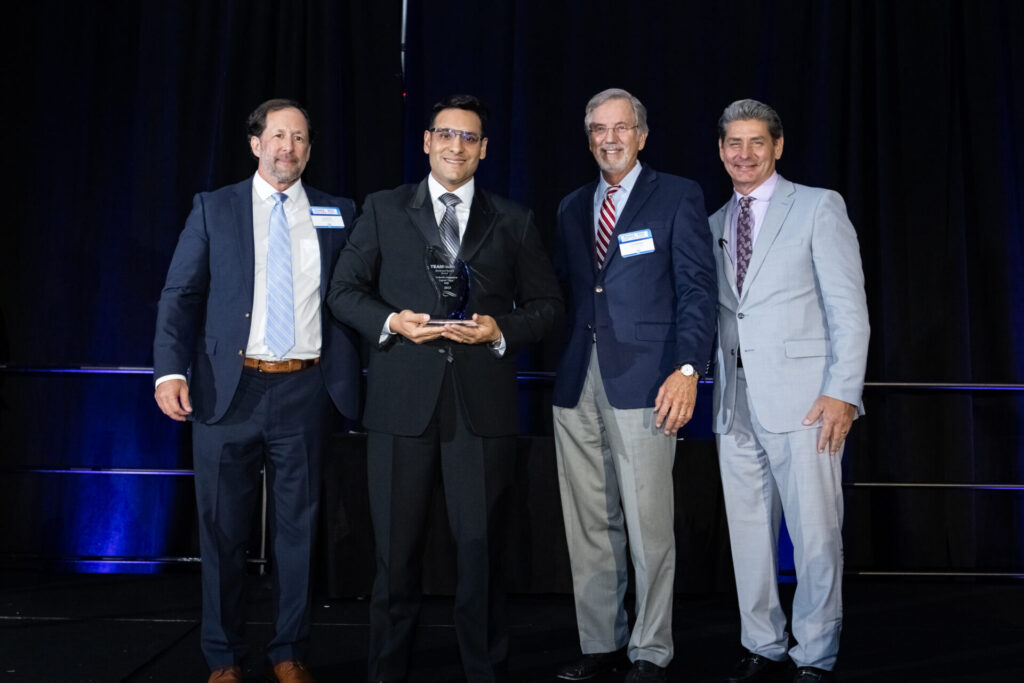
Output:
top-left (247, 172), bottom-right (322, 360)
top-left (155, 173), bottom-right (322, 387)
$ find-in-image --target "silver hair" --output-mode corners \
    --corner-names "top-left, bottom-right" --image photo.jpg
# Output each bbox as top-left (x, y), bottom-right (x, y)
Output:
top-left (718, 99), bottom-right (784, 141)
top-left (584, 88), bottom-right (649, 135)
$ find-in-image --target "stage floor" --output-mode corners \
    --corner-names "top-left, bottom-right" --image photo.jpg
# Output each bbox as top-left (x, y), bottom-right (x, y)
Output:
top-left (1, 571), bottom-right (1021, 681)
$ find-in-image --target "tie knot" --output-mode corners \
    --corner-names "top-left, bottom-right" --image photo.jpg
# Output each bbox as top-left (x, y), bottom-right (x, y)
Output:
top-left (274, 192), bottom-right (288, 206)
top-left (441, 192), bottom-right (461, 208)
top-left (606, 185), bottom-right (621, 199)
top-left (739, 195), bottom-right (752, 209)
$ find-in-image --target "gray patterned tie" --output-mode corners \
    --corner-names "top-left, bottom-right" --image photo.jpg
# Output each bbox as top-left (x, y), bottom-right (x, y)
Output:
top-left (439, 193), bottom-right (461, 262)
top-left (736, 195), bottom-right (754, 295)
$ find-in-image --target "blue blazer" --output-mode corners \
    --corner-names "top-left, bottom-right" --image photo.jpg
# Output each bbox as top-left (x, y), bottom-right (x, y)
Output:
top-left (153, 177), bottom-right (361, 424)
top-left (552, 165), bottom-right (718, 409)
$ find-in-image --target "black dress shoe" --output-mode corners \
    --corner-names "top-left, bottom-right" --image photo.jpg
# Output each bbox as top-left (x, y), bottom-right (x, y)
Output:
top-left (556, 649), bottom-right (627, 680)
top-left (726, 652), bottom-right (788, 682)
top-left (624, 660), bottom-right (668, 682)
top-left (792, 666), bottom-right (833, 682)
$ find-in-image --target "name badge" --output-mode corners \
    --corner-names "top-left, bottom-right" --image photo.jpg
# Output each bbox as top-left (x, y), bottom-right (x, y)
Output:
top-left (310, 206), bottom-right (345, 228)
top-left (618, 229), bottom-right (655, 257)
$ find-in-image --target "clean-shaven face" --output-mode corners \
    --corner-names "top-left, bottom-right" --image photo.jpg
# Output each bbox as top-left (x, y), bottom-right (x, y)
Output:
top-left (718, 118), bottom-right (784, 195)
top-left (424, 108), bottom-right (488, 191)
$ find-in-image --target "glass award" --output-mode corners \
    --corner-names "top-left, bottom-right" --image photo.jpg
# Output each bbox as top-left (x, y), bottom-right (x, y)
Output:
top-left (425, 246), bottom-right (472, 324)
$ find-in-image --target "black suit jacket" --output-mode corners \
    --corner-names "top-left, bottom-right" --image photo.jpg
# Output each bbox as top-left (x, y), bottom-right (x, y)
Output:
top-left (326, 178), bottom-right (562, 437)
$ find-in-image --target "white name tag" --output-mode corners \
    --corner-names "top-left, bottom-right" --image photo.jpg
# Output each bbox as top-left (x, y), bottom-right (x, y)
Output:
top-left (310, 206), bottom-right (345, 228)
top-left (618, 229), bottom-right (655, 257)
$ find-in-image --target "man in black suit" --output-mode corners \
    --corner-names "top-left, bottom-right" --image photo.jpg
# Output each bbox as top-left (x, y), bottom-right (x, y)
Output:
top-left (326, 94), bottom-right (562, 682)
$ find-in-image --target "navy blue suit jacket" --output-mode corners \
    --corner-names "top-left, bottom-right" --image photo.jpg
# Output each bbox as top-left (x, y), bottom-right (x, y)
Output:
top-left (154, 177), bottom-right (361, 424)
top-left (553, 165), bottom-right (717, 409)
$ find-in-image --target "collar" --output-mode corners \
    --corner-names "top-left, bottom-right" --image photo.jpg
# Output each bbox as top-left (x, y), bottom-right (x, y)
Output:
top-left (253, 171), bottom-right (304, 203)
top-left (427, 174), bottom-right (475, 208)
top-left (732, 171), bottom-right (778, 204)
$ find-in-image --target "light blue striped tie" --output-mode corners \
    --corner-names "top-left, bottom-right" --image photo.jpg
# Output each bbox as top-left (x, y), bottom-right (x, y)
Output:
top-left (265, 192), bottom-right (294, 358)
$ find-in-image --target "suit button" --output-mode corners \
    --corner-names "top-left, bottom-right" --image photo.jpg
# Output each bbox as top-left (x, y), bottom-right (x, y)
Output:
top-left (737, 313), bottom-right (745, 319)
top-left (244, 312), bottom-right (251, 318)
top-left (594, 286), bottom-right (604, 293)
top-left (238, 349), bottom-right (244, 356)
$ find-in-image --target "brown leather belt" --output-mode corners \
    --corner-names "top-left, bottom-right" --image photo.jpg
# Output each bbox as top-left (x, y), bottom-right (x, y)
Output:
top-left (243, 357), bottom-right (319, 373)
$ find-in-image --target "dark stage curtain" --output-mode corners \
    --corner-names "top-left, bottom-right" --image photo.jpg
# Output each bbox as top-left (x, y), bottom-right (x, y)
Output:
top-left (401, 0), bottom-right (1024, 573)
top-left (1, 0), bottom-right (1022, 579)
top-left (1, 0), bottom-right (403, 566)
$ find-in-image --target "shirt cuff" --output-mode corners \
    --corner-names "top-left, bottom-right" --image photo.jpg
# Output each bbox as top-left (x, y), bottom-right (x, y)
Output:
top-left (489, 334), bottom-right (506, 357)
top-left (379, 313), bottom-right (397, 345)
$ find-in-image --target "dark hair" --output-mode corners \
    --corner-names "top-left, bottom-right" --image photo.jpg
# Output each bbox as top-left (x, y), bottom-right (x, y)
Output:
top-left (427, 94), bottom-right (489, 136)
top-left (718, 99), bottom-right (784, 142)
top-left (246, 98), bottom-right (314, 142)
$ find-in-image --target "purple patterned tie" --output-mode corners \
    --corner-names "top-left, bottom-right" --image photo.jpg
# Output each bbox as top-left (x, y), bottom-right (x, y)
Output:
top-left (735, 195), bottom-right (754, 295)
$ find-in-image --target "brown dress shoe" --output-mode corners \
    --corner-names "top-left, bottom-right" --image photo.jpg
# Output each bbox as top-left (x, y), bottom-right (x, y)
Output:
top-left (208, 665), bottom-right (243, 683)
top-left (271, 660), bottom-right (315, 683)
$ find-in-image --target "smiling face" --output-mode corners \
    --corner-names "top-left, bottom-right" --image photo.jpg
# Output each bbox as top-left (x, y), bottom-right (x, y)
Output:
top-left (587, 97), bottom-right (647, 185)
top-left (718, 118), bottom-right (784, 195)
top-left (424, 108), bottom-right (488, 191)
top-left (249, 106), bottom-right (311, 191)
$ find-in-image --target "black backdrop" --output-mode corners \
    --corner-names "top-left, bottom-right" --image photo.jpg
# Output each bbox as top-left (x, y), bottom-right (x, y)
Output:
top-left (1, 1), bottom-right (1022, 577)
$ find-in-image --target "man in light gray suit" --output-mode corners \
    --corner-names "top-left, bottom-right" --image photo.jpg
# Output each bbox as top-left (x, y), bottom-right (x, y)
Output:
top-left (709, 99), bottom-right (869, 683)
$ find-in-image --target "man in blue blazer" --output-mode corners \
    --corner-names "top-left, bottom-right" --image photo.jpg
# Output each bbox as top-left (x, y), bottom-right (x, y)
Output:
top-left (153, 99), bottom-right (360, 683)
top-left (552, 88), bottom-right (717, 683)
top-left (710, 99), bottom-right (869, 683)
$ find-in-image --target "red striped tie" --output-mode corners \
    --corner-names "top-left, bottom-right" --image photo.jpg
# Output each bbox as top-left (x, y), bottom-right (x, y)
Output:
top-left (595, 184), bottom-right (621, 266)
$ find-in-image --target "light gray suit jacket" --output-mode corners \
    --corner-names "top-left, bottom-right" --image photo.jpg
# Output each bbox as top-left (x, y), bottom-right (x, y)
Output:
top-left (709, 175), bottom-right (869, 435)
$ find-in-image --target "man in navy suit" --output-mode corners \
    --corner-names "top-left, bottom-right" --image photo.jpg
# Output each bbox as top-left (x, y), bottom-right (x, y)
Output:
top-left (552, 88), bottom-right (717, 683)
top-left (153, 99), bottom-right (360, 683)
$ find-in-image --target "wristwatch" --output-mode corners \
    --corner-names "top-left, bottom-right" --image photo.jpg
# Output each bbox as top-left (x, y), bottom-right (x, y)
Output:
top-left (678, 363), bottom-right (698, 379)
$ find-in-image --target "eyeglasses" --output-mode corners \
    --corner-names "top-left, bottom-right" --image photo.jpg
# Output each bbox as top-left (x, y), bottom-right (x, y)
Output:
top-left (587, 124), bottom-right (639, 138)
top-left (429, 127), bottom-right (483, 145)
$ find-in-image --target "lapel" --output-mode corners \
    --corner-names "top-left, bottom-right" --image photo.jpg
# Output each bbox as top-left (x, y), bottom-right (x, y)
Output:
top-left (571, 180), bottom-right (599, 278)
top-left (406, 178), bottom-right (443, 252)
top-left (741, 175), bottom-right (795, 300)
top-left (306, 186), bottom-right (336, 301)
top-left (230, 180), bottom-right (256, 301)
top-left (460, 188), bottom-right (497, 263)
top-left (601, 165), bottom-right (656, 272)
top-left (709, 203), bottom-right (738, 300)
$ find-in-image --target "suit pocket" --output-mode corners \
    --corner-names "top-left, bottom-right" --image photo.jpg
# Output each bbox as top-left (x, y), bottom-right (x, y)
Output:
top-left (784, 338), bottom-right (830, 358)
top-left (635, 322), bottom-right (674, 341)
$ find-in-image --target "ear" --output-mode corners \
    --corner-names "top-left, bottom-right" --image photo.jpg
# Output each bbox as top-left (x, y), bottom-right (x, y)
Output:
top-left (423, 130), bottom-right (432, 154)
top-left (637, 130), bottom-right (648, 152)
top-left (774, 136), bottom-right (784, 160)
top-left (479, 137), bottom-right (488, 160)
top-left (249, 135), bottom-right (261, 158)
